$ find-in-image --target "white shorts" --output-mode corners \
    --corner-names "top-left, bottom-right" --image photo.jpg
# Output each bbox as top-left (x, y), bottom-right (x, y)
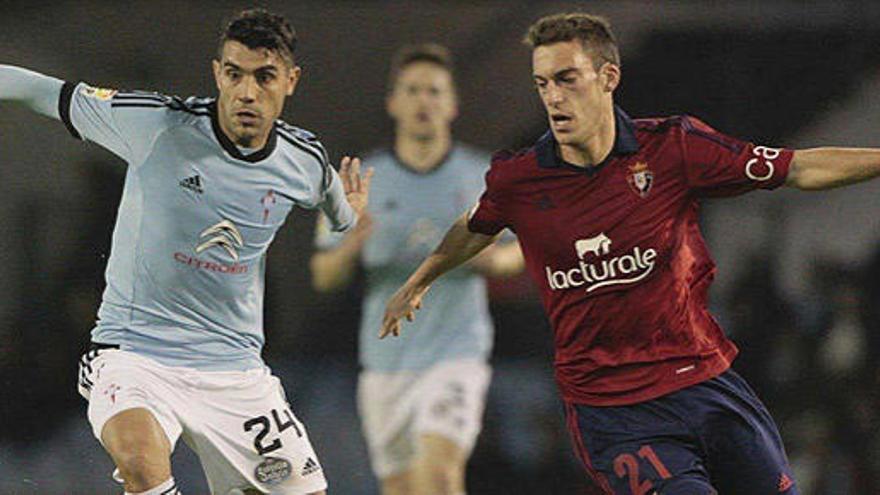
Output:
top-left (78, 347), bottom-right (327, 495)
top-left (357, 359), bottom-right (491, 478)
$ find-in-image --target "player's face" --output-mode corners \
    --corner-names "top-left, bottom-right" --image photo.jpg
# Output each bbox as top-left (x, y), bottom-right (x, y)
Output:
top-left (532, 40), bottom-right (619, 149)
top-left (387, 62), bottom-right (458, 141)
top-left (213, 40), bottom-right (300, 148)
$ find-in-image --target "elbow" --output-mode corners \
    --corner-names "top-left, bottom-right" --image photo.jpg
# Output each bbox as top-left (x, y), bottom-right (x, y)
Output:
top-left (787, 172), bottom-right (843, 191)
top-left (785, 166), bottom-right (827, 191)
top-left (309, 257), bottom-right (335, 293)
top-left (311, 275), bottom-right (333, 293)
top-left (310, 254), bottom-right (351, 293)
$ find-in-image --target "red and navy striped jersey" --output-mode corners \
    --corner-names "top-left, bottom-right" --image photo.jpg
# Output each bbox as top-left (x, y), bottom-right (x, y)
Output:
top-left (468, 106), bottom-right (793, 406)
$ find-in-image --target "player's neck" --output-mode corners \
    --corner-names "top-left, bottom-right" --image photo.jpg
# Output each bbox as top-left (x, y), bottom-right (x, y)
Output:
top-left (395, 132), bottom-right (452, 173)
top-left (558, 108), bottom-right (615, 168)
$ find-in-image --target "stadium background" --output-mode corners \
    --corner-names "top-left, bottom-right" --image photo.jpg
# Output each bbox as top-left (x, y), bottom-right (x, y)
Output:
top-left (2, 1), bottom-right (880, 493)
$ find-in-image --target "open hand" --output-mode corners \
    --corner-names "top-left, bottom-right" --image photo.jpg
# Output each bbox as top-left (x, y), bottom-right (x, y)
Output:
top-left (380, 284), bottom-right (429, 339)
top-left (339, 156), bottom-right (374, 217)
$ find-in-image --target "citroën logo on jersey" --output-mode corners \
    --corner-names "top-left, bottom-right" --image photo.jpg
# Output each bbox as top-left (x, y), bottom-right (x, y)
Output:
top-left (196, 219), bottom-right (244, 262)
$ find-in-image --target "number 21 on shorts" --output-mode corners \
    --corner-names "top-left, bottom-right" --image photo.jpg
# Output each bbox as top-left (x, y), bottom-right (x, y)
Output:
top-left (613, 445), bottom-right (672, 495)
top-left (243, 407), bottom-right (303, 455)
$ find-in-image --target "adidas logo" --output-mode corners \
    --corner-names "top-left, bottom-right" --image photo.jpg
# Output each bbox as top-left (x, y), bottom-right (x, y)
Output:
top-left (778, 472), bottom-right (794, 492)
top-left (179, 174), bottom-right (203, 194)
top-left (301, 457), bottom-right (321, 477)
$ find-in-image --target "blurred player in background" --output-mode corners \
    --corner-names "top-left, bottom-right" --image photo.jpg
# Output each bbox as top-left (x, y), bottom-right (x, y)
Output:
top-left (382, 12), bottom-right (880, 495)
top-left (311, 44), bottom-right (522, 495)
top-left (0, 8), bottom-right (372, 495)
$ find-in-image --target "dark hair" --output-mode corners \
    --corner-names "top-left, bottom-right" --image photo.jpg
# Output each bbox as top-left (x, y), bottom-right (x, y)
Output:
top-left (523, 13), bottom-right (620, 68)
top-left (388, 43), bottom-right (455, 91)
top-left (219, 8), bottom-right (297, 64)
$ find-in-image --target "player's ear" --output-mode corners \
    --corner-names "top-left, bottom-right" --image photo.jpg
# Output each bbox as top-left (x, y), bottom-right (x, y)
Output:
top-left (599, 62), bottom-right (621, 93)
top-left (212, 59), bottom-right (222, 91)
top-left (286, 64), bottom-right (301, 96)
top-left (449, 86), bottom-right (459, 122)
top-left (385, 90), bottom-right (398, 119)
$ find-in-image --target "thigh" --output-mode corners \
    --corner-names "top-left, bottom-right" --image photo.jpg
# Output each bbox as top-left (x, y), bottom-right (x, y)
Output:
top-left (704, 372), bottom-right (799, 494)
top-left (412, 360), bottom-right (491, 456)
top-left (101, 407), bottom-right (173, 485)
top-left (565, 402), bottom-right (713, 495)
top-left (358, 369), bottom-right (420, 479)
top-left (79, 348), bottom-right (183, 450)
top-left (182, 368), bottom-right (328, 495)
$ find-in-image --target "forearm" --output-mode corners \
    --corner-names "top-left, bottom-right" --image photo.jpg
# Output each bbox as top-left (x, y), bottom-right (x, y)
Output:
top-left (405, 214), bottom-right (498, 291)
top-left (0, 65), bottom-right (64, 119)
top-left (787, 148), bottom-right (880, 190)
top-left (310, 242), bottom-right (360, 292)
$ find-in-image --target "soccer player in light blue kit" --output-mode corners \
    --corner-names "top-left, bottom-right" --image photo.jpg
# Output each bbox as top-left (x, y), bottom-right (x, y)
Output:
top-left (311, 44), bottom-right (522, 495)
top-left (0, 9), bottom-right (372, 495)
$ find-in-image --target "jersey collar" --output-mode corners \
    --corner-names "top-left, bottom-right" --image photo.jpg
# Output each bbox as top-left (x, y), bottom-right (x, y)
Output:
top-left (536, 105), bottom-right (639, 175)
top-left (210, 101), bottom-right (278, 163)
top-left (390, 144), bottom-right (455, 176)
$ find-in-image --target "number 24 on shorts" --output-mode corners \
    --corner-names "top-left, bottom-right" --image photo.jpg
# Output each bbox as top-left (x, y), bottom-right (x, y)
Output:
top-left (243, 408), bottom-right (303, 455)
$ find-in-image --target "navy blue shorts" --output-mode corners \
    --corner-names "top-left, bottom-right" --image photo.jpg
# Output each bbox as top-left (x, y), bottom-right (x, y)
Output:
top-left (564, 370), bottom-right (798, 495)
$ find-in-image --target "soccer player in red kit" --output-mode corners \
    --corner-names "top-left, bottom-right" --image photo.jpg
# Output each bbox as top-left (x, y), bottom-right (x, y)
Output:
top-left (381, 12), bottom-right (880, 495)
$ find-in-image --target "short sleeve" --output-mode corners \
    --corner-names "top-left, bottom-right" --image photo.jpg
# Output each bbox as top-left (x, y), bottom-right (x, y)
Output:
top-left (467, 163), bottom-right (509, 236)
top-left (680, 116), bottom-right (794, 197)
top-left (60, 82), bottom-right (175, 165)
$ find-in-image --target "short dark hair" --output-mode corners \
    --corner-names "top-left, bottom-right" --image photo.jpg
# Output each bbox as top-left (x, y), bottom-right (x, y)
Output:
top-left (219, 8), bottom-right (297, 65)
top-left (388, 43), bottom-right (455, 92)
top-left (523, 13), bottom-right (620, 68)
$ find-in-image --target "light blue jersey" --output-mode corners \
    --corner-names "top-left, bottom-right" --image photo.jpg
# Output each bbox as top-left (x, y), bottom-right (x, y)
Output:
top-left (315, 146), bottom-right (494, 372)
top-left (60, 82), bottom-right (355, 371)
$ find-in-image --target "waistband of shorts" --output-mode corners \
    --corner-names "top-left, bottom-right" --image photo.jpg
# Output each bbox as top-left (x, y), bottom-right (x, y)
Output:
top-left (87, 341), bottom-right (121, 353)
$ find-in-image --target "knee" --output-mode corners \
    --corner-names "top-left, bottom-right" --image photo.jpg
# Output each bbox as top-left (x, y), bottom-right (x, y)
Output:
top-left (101, 409), bottom-right (171, 488)
top-left (112, 448), bottom-right (170, 487)
top-left (413, 462), bottom-right (463, 495)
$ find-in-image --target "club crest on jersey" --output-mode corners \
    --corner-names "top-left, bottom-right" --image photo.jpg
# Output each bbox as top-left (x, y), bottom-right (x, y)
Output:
top-left (261, 189), bottom-right (277, 224)
top-left (626, 161), bottom-right (654, 198)
top-left (80, 85), bottom-right (118, 101)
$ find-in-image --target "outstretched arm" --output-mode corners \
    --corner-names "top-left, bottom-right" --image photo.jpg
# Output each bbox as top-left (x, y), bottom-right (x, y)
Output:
top-left (468, 240), bottom-right (524, 278)
top-left (787, 148), bottom-right (880, 190)
top-left (0, 65), bottom-right (64, 119)
top-left (311, 156), bottom-right (374, 292)
top-left (310, 213), bottom-right (374, 292)
top-left (380, 213), bottom-right (499, 338)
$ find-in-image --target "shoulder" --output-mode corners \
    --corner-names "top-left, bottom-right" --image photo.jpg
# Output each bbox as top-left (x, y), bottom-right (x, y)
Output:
top-left (275, 120), bottom-right (330, 166)
top-left (452, 142), bottom-right (491, 162)
top-left (361, 147), bottom-right (394, 168)
top-left (105, 90), bottom-right (213, 127)
top-left (633, 114), bottom-right (717, 137)
top-left (110, 91), bottom-right (209, 114)
top-left (489, 142), bottom-right (537, 171)
top-left (447, 142), bottom-right (491, 176)
top-left (274, 120), bottom-right (333, 186)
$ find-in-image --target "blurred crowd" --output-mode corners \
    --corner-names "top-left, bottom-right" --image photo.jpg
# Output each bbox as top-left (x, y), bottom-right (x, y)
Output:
top-left (715, 252), bottom-right (880, 494)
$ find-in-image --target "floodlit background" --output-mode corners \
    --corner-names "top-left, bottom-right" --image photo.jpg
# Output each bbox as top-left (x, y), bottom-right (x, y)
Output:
top-left (2, 1), bottom-right (880, 493)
